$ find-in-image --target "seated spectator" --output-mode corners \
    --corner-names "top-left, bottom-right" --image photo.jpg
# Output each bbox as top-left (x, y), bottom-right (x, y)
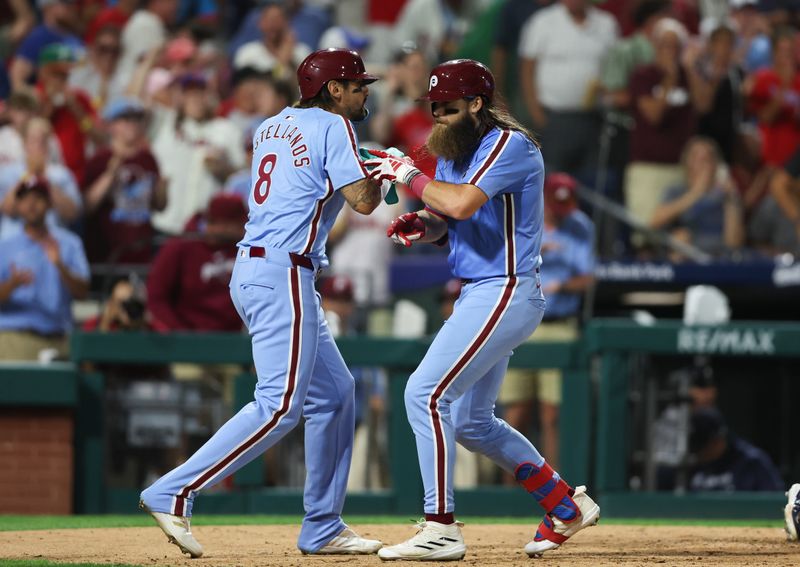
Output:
top-left (253, 74), bottom-right (295, 119)
top-left (625, 18), bottom-right (702, 227)
top-left (0, 90), bottom-right (62, 167)
top-left (233, 2), bottom-right (310, 78)
top-left (0, 176), bottom-right (89, 361)
top-left (749, 145), bottom-right (800, 255)
top-left (150, 74), bottom-right (245, 235)
top-left (0, 117), bottom-right (81, 239)
top-left (498, 173), bottom-right (595, 473)
top-left (688, 407), bottom-right (783, 492)
top-left (748, 26), bottom-right (800, 168)
top-left (9, 0), bottom-right (83, 92)
top-left (83, 276), bottom-right (149, 332)
top-left (68, 25), bottom-right (126, 111)
top-left (147, 194), bottom-right (245, 332)
top-left (36, 43), bottom-right (102, 184)
top-left (650, 137), bottom-right (745, 259)
top-left (82, 98), bottom-right (166, 263)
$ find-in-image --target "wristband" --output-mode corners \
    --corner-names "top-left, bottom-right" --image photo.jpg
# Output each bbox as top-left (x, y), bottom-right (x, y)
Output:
top-left (407, 172), bottom-right (431, 199)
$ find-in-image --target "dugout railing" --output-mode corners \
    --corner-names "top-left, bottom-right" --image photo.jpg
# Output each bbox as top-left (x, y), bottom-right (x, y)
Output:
top-left (1, 319), bottom-right (795, 518)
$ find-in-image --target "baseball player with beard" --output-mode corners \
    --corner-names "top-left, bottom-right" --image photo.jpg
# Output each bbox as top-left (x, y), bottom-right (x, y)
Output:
top-left (365, 59), bottom-right (600, 561)
top-left (139, 48), bottom-right (386, 558)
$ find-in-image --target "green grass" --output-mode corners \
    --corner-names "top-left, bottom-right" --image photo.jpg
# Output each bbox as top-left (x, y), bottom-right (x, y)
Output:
top-left (0, 514), bottom-right (783, 532)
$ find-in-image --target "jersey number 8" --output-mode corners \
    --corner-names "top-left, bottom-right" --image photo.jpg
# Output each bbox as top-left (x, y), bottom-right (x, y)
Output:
top-left (253, 153), bottom-right (278, 206)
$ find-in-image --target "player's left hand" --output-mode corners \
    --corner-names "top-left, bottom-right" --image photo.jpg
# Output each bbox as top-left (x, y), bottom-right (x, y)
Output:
top-left (387, 211), bottom-right (425, 247)
top-left (364, 154), bottom-right (420, 186)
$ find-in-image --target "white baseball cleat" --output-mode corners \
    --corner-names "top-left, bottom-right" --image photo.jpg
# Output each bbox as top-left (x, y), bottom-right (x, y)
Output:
top-left (378, 520), bottom-right (466, 561)
top-left (785, 483), bottom-right (800, 542)
top-left (305, 528), bottom-right (383, 554)
top-left (139, 500), bottom-right (203, 558)
top-left (524, 485), bottom-right (600, 558)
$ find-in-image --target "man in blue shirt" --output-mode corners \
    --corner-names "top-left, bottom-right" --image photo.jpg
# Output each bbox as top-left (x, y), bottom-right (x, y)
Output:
top-left (0, 176), bottom-right (89, 361)
top-left (10, 0), bottom-right (83, 92)
top-left (367, 60), bottom-right (599, 561)
top-left (498, 172), bottom-right (595, 475)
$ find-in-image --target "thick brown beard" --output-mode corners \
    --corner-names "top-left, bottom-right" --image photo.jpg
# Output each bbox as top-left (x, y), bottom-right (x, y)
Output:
top-left (425, 113), bottom-right (482, 162)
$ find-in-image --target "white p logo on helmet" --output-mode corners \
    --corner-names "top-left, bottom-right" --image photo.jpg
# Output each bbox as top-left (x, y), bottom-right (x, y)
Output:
top-left (429, 75), bottom-right (439, 91)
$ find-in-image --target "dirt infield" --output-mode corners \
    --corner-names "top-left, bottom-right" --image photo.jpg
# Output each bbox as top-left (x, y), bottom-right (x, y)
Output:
top-left (0, 524), bottom-right (797, 566)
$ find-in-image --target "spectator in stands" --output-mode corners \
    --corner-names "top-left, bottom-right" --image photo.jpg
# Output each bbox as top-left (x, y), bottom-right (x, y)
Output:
top-left (519, 0), bottom-right (619, 177)
top-left (233, 2), bottom-right (310, 79)
top-left (750, 146), bottom-right (800, 255)
top-left (0, 176), bottom-right (89, 360)
top-left (0, 117), bottom-right (81, 239)
top-left (685, 22), bottom-right (744, 164)
top-left (9, 0), bottom-right (83, 92)
top-left (748, 26), bottom-right (800, 168)
top-left (370, 45), bottom-right (436, 178)
top-left (329, 194), bottom-right (400, 309)
top-left (147, 193), bottom-right (245, 332)
top-left (83, 276), bottom-right (149, 332)
top-left (688, 407), bottom-right (783, 491)
top-left (83, 0), bottom-right (136, 46)
top-left (498, 172), bottom-right (595, 472)
top-left (36, 43), bottom-right (102, 184)
top-left (223, 119), bottom-right (263, 204)
top-left (730, 0), bottom-right (772, 73)
top-left (393, 0), bottom-right (470, 62)
top-left (217, 67), bottom-right (272, 132)
top-left (319, 274), bottom-right (389, 491)
top-left (117, 0), bottom-right (179, 89)
top-left (650, 136), bottom-right (745, 259)
top-left (625, 18), bottom-right (701, 227)
top-left (150, 73), bottom-right (245, 235)
top-left (491, 0), bottom-right (549, 112)
top-left (1, 1), bottom-right (35, 96)
top-left (0, 91), bottom-right (62, 167)
top-left (68, 26), bottom-right (126, 112)
top-left (254, 74), bottom-right (295, 120)
top-left (82, 98), bottom-right (166, 264)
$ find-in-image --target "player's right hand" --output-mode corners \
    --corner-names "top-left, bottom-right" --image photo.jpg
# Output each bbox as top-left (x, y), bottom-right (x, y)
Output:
top-left (387, 212), bottom-right (426, 247)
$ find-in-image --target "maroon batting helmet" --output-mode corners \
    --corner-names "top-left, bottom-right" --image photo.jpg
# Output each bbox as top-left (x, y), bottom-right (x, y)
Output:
top-left (296, 48), bottom-right (378, 101)
top-left (419, 59), bottom-right (495, 103)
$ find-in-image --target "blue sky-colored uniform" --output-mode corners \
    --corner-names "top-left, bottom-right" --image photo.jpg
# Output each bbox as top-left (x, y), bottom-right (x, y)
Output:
top-left (406, 127), bottom-right (569, 515)
top-left (141, 106), bottom-right (370, 552)
top-left (540, 210), bottom-right (595, 319)
top-left (0, 228), bottom-right (89, 334)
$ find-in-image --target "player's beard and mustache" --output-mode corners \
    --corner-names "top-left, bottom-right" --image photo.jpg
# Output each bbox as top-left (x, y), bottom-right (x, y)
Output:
top-left (425, 113), bottom-right (483, 162)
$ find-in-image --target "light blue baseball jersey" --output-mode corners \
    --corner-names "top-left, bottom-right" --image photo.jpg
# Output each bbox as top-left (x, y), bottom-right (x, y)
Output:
top-left (0, 227), bottom-right (89, 334)
top-left (240, 106), bottom-right (366, 266)
top-left (540, 210), bottom-right (595, 319)
top-left (436, 127), bottom-right (544, 280)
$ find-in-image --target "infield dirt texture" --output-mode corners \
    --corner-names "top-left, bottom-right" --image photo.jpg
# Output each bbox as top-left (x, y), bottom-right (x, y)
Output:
top-left (1, 523), bottom-right (797, 566)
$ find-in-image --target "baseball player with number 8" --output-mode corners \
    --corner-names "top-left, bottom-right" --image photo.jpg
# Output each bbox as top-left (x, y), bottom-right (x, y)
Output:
top-left (139, 48), bottom-right (388, 558)
top-left (366, 60), bottom-right (600, 561)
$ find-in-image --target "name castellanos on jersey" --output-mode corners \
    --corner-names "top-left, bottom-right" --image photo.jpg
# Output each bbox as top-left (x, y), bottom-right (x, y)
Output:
top-left (253, 117), bottom-right (311, 168)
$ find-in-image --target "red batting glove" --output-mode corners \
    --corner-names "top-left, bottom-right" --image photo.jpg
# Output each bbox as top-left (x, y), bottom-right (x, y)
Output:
top-left (387, 211), bottom-right (426, 247)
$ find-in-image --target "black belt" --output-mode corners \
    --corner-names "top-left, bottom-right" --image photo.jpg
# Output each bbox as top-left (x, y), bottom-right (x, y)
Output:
top-left (248, 246), bottom-right (314, 270)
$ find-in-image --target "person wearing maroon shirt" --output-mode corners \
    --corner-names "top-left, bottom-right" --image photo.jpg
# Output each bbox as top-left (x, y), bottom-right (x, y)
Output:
top-left (146, 194), bottom-right (245, 333)
top-left (82, 98), bottom-right (166, 263)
